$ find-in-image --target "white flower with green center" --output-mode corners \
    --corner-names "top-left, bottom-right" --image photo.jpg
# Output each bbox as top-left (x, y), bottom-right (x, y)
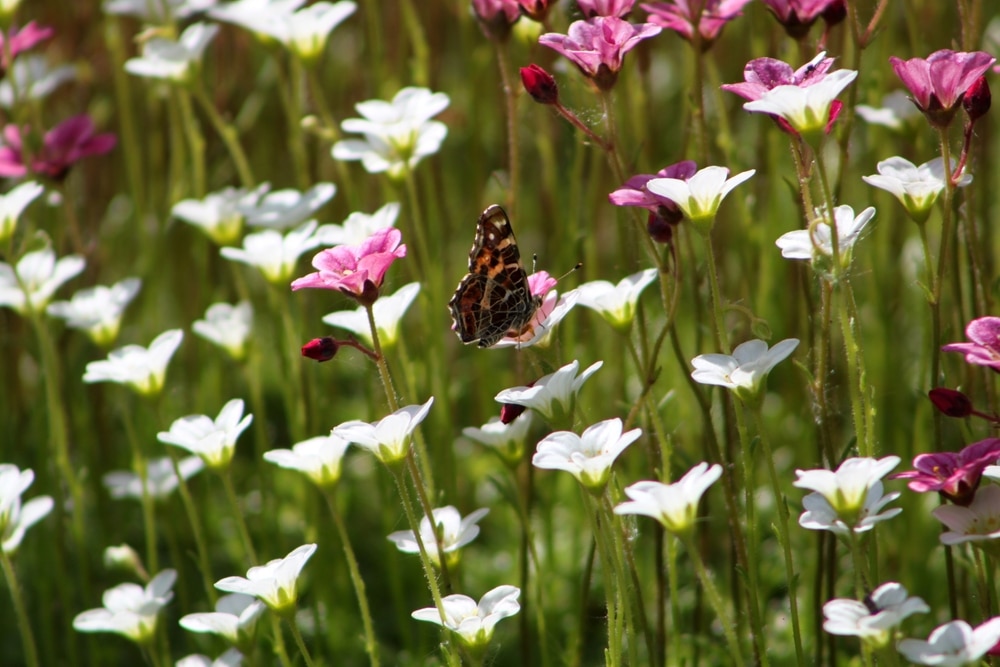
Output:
top-left (855, 90), bottom-right (920, 130)
top-left (775, 205), bottom-right (875, 269)
top-left (0, 56), bottom-right (76, 109)
top-left (322, 282), bottom-right (420, 347)
top-left (576, 268), bottom-right (658, 331)
top-left (0, 464), bottom-right (53, 554)
top-left (823, 582), bottom-right (929, 649)
top-left (220, 220), bottom-right (323, 284)
top-left (47, 277), bottom-right (142, 347)
top-left (173, 184), bottom-right (270, 246)
top-left (411, 585), bottom-right (521, 651)
top-left (388, 506), bottom-right (489, 568)
top-left (242, 182), bottom-right (336, 229)
top-left (157, 399), bottom-right (253, 471)
top-left (332, 87), bottom-right (450, 180)
top-left (932, 485), bottom-right (1000, 548)
top-left (315, 202), bottom-right (400, 246)
top-left (250, 1), bottom-right (357, 64)
top-left (263, 433), bottom-right (351, 488)
top-left (863, 157), bottom-right (971, 224)
top-left (192, 301), bottom-right (253, 360)
top-left (73, 570), bottom-right (177, 643)
top-left (104, 456), bottom-right (205, 501)
top-left (691, 338), bottom-right (799, 405)
top-left (175, 649), bottom-right (244, 667)
top-left (124, 22), bottom-right (219, 83)
top-left (795, 456), bottom-right (902, 535)
top-left (215, 544), bottom-right (317, 616)
top-left (83, 329), bottom-right (184, 397)
top-left (743, 69), bottom-right (858, 143)
top-left (462, 412), bottom-right (534, 467)
top-left (898, 618), bottom-right (1000, 666)
top-left (494, 360), bottom-right (602, 426)
top-left (0, 247), bottom-right (84, 315)
top-left (646, 166), bottom-right (755, 234)
top-left (104, 0), bottom-right (216, 21)
top-left (333, 398), bottom-right (433, 465)
top-left (0, 181), bottom-right (43, 243)
top-left (533, 418), bottom-right (641, 491)
top-left (180, 593), bottom-right (266, 646)
top-left (614, 462), bottom-right (722, 536)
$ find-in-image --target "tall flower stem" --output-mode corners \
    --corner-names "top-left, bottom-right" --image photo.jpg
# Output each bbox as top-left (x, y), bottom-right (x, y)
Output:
top-left (581, 493), bottom-right (622, 666)
top-left (322, 488), bottom-right (380, 667)
top-left (286, 618), bottom-right (317, 667)
top-left (175, 88), bottom-right (206, 197)
top-left (269, 53), bottom-right (310, 189)
top-left (191, 82), bottom-right (256, 188)
top-left (931, 130), bottom-right (957, 446)
top-left (678, 532), bottom-right (745, 664)
top-left (268, 285), bottom-right (309, 442)
top-left (221, 470), bottom-right (258, 564)
top-left (494, 40), bottom-right (519, 217)
top-left (120, 402), bottom-right (158, 574)
top-left (303, 62), bottom-right (360, 211)
top-left (1, 551), bottom-right (40, 667)
top-left (162, 447), bottom-right (217, 605)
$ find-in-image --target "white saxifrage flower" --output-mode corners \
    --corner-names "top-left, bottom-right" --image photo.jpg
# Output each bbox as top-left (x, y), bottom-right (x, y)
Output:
top-left (175, 648), bottom-right (244, 667)
top-left (47, 277), bottom-right (142, 347)
top-left (495, 360), bottom-right (603, 426)
top-left (104, 0), bottom-right (217, 21)
top-left (180, 593), bottom-right (266, 646)
top-left (575, 268), bottom-right (658, 331)
top-left (0, 247), bottom-right (84, 315)
top-left (73, 570), bottom-right (177, 643)
top-left (333, 398), bottom-right (433, 465)
top-left (220, 220), bottom-right (323, 284)
top-left (215, 544), bottom-right (317, 615)
top-left (691, 338), bottom-right (799, 404)
top-left (124, 22), bottom-right (219, 83)
top-left (411, 585), bottom-right (521, 650)
top-left (646, 165), bottom-right (755, 232)
top-left (157, 399), bottom-right (253, 471)
top-left (932, 484), bottom-right (1000, 547)
top-left (533, 418), bottom-right (641, 491)
top-left (0, 181), bottom-right (43, 242)
top-left (172, 184), bottom-right (270, 246)
top-left (0, 56), bottom-right (76, 109)
top-left (822, 582), bottom-right (929, 648)
top-left (0, 464), bottom-right (53, 553)
top-left (862, 156), bottom-right (971, 224)
top-left (242, 182), bottom-right (336, 229)
top-left (614, 462), bottom-right (723, 535)
top-left (855, 90), bottom-right (920, 130)
top-left (314, 202), bottom-right (400, 247)
top-left (192, 301), bottom-right (254, 360)
top-left (256, 1), bottom-right (357, 63)
top-left (462, 413), bottom-right (534, 466)
top-left (263, 433), bottom-right (352, 488)
top-left (775, 205), bottom-right (875, 267)
top-left (794, 456), bottom-right (902, 535)
top-left (898, 618), bottom-right (1000, 666)
top-left (388, 506), bottom-right (489, 567)
top-left (103, 456), bottom-right (205, 500)
top-left (322, 282), bottom-right (420, 347)
top-left (83, 329), bottom-right (184, 397)
top-left (743, 69), bottom-right (858, 139)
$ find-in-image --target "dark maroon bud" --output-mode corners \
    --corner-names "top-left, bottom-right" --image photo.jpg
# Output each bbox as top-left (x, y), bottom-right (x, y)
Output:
top-left (521, 64), bottom-right (559, 105)
top-left (302, 337), bottom-right (339, 362)
top-left (647, 211), bottom-right (674, 245)
top-left (500, 402), bottom-right (527, 424)
top-left (821, 0), bottom-right (846, 26)
top-left (928, 387), bottom-right (973, 418)
top-left (963, 76), bottom-right (991, 123)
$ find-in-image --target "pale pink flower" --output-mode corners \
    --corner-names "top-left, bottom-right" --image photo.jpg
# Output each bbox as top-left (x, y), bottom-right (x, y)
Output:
top-left (760, 0), bottom-right (843, 38)
top-left (578, 0), bottom-right (635, 18)
top-left (471, 0), bottom-right (521, 40)
top-left (642, 0), bottom-right (750, 47)
top-left (942, 316), bottom-right (1000, 372)
top-left (538, 16), bottom-right (661, 90)
top-left (291, 227), bottom-right (406, 303)
top-left (0, 115), bottom-right (116, 180)
top-left (0, 22), bottom-right (53, 72)
top-left (890, 49), bottom-right (996, 127)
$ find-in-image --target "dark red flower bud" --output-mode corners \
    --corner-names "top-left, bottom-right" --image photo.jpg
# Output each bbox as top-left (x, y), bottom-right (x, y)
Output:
top-left (821, 0), bottom-right (846, 26)
top-left (647, 211), bottom-right (674, 244)
top-left (928, 387), bottom-right (973, 418)
top-left (500, 402), bottom-right (527, 424)
top-left (963, 76), bottom-right (991, 123)
top-left (518, 0), bottom-right (554, 22)
top-left (302, 337), bottom-right (339, 362)
top-left (521, 64), bottom-right (559, 105)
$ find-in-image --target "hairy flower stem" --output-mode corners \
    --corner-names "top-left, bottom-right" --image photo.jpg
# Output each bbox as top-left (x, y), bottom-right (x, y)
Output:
top-left (679, 532), bottom-right (745, 664)
top-left (191, 82), bottom-right (256, 188)
top-left (286, 617), bottom-right (317, 667)
top-left (269, 53), bottom-right (310, 190)
top-left (120, 402), bottom-right (158, 574)
top-left (221, 470), bottom-right (257, 564)
top-left (162, 447), bottom-right (217, 604)
top-left (175, 88), bottom-right (205, 197)
top-left (2, 551), bottom-right (40, 667)
top-left (322, 489), bottom-right (380, 667)
top-left (582, 493), bottom-right (623, 666)
top-left (269, 285), bottom-right (309, 442)
top-left (495, 40), bottom-right (519, 217)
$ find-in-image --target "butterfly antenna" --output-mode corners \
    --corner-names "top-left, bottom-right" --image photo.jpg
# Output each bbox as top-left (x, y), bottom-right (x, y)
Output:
top-left (556, 262), bottom-right (583, 282)
top-left (532, 253), bottom-right (538, 273)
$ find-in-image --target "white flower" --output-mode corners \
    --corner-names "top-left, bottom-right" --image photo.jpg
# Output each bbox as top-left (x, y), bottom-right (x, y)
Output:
top-left (124, 22), bottom-right (219, 83)
top-left (314, 202), bottom-right (400, 246)
top-left (862, 157), bottom-right (971, 224)
top-left (0, 247), bottom-right (84, 315)
top-left (332, 87), bottom-right (449, 179)
top-left (220, 220), bottom-right (323, 284)
top-left (47, 277), bottom-right (142, 347)
top-left (388, 506), bottom-right (489, 567)
top-left (411, 585), bottom-right (520, 649)
top-left (103, 456), bottom-right (205, 500)
top-left (575, 268), bottom-right (658, 331)
top-left (0, 464), bottom-right (53, 553)
top-left (215, 544), bottom-right (317, 614)
top-left (775, 205), bottom-right (876, 266)
top-left (646, 166), bottom-right (755, 232)
top-left (180, 593), bottom-right (266, 645)
top-left (322, 282), bottom-right (419, 347)
top-left (743, 69), bottom-right (858, 138)
top-left (333, 398), bottom-right (433, 465)
top-left (175, 649), bottom-right (244, 667)
top-left (83, 329), bottom-right (184, 396)
top-left (932, 484), bottom-right (1000, 547)
top-left (246, 1), bottom-right (357, 62)
top-left (73, 570), bottom-right (177, 643)
top-left (495, 360), bottom-right (602, 425)
top-left (855, 90), bottom-right (920, 130)
top-left (263, 433), bottom-right (351, 488)
top-left (209, 0), bottom-right (305, 34)
top-left (490, 286), bottom-right (579, 350)
top-left (795, 456), bottom-right (902, 535)
top-left (462, 413), bottom-right (534, 466)
top-left (104, 0), bottom-right (217, 21)
top-left (533, 418), bottom-right (641, 490)
top-left (192, 301), bottom-right (253, 360)
top-left (103, 544), bottom-right (143, 574)
top-left (242, 183), bottom-right (336, 229)
top-left (0, 181), bottom-right (44, 243)
top-left (898, 618), bottom-right (1000, 666)
top-left (822, 582), bottom-right (929, 648)
top-left (157, 399), bottom-right (253, 471)
top-left (172, 184), bottom-right (270, 246)
top-left (0, 56), bottom-right (75, 109)
top-left (614, 462), bottom-right (722, 535)
top-left (691, 338), bottom-right (799, 404)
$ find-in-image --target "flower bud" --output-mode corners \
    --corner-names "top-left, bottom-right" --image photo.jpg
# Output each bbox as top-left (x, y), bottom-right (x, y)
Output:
top-left (520, 64), bottom-right (559, 105)
top-left (500, 402), bottom-right (527, 424)
top-left (646, 211), bottom-right (674, 245)
top-left (928, 387), bottom-right (973, 418)
top-left (963, 76), bottom-right (991, 123)
top-left (518, 0), bottom-right (554, 22)
top-left (302, 337), bottom-right (339, 362)
top-left (821, 0), bottom-right (846, 26)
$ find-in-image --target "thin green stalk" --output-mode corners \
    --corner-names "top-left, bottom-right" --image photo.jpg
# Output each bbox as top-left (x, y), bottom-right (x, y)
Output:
top-left (269, 284), bottom-right (308, 442)
top-left (1, 551), bottom-right (40, 667)
top-left (846, 531), bottom-right (869, 598)
top-left (398, 0), bottom-right (429, 86)
top-left (602, 491), bottom-right (654, 664)
top-left (321, 489), bottom-right (380, 667)
top-left (269, 53), bottom-right (310, 190)
top-left (701, 230), bottom-right (730, 354)
top-left (303, 62), bottom-right (360, 211)
top-left (286, 618), bottom-right (317, 667)
top-left (174, 88), bottom-right (205, 197)
top-left (494, 39), bottom-right (519, 217)
top-left (678, 532), bottom-right (745, 664)
top-left (191, 82), bottom-right (256, 188)
top-left (221, 469), bottom-right (258, 564)
top-left (120, 403), bottom-right (159, 574)
top-left (581, 493), bottom-right (621, 666)
top-left (161, 448), bottom-right (217, 605)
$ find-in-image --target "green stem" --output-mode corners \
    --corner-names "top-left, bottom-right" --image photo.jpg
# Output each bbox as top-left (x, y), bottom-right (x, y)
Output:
top-left (191, 82), bottom-right (256, 188)
top-left (221, 469), bottom-right (258, 564)
top-left (120, 403), bottom-right (158, 574)
top-left (270, 53), bottom-right (310, 190)
top-left (175, 88), bottom-right (205, 197)
top-left (582, 493), bottom-right (621, 666)
top-left (269, 284), bottom-right (309, 442)
top-left (1, 551), bottom-right (40, 667)
top-left (286, 618), bottom-right (316, 667)
top-left (678, 532), bottom-right (745, 664)
top-left (162, 449), bottom-right (217, 604)
top-left (494, 39), bottom-right (519, 217)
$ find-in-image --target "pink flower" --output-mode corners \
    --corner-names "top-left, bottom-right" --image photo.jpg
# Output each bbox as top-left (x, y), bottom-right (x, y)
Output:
top-left (641, 0), bottom-right (751, 48)
top-left (760, 0), bottom-right (842, 38)
top-left (892, 439), bottom-right (1000, 506)
top-left (0, 115), bottom-right (117, 180)
top-left (890, 49), bottom-right (996, 128)
top-left (609, 160), bottom-right (697, 219)
top-left (291, 227), bottom-right (406, 304)
top-left (0, 22), bottom-right (54, 72)
top-left (942, 316), bottom-right (1000, 371)
top-left (493, 271), bottom-right (578, 349)
top-left (578, 0), bottom-right (635, 18)
top-left (471, 0), bottom-right (521, 40)
top-left (538, 17), bottom-right (661, 90)
top-left (518, 0), bottom-right (557, 22)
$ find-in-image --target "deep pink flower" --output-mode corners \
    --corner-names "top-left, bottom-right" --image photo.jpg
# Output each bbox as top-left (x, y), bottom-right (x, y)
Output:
top-left (942, 316), bottom-right (1000, 372)
top-left (964, 76), bottom-right (991, 123)
top-left (521, 64), bottom-right (560, 104)
top-left (472, 0), bottom-right (521, 40)
top-left (539, 17), bottom-right (661, 90)
top-left (608, 160), bottom-right (697, 223)
top-left (302, 337), bottom-right (339, 362)
top-left (641, 0), bottom-right (751, 49)
top-left (578, 0), bottom-right (635, 18)
top-left (0, 115), bottom-right (117, 180)
top-left (518, 0), bottom-right (557, 22)
top-left (291, 227), bottom-right (407, 304)
top-left (891, 438), bottom-right (1000, 506)
top-left (890, 49), bottom-right (996, 128)
top-left (0, 22), bottom-right (54, 72)
top-left (760, 0), bottom-right (841, 38)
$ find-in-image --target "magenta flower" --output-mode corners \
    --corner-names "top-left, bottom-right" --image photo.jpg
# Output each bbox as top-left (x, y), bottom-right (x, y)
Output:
top-left (578, 0), bottom-right (635, 18)
top-left (892, 439), bottom-right (1000, 506)
top-left (0, 115), bottom-right (117, 181)
top-left (492, 271), bottom-right (578, 349)
top-left (471, 0), bottom-right (521, 40)
top-left (760, 0), bottom-right (843, 38)
top-left (539, 17), bottom-right (661, 90)
top-left (609, 160), bottom-right (697, 222)
top-left (942, 316), bottom-right (1000, 372)
top-left (518, 0), bottom-right (557, 22)
top-left (0, 22), bottom-right (54, 72)
top-left (291, 227), bottom-right (407, 305)
top-left (641, 0), bottom-right (751, 48)
top-left (890, 49), bottom-right (996, 128)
